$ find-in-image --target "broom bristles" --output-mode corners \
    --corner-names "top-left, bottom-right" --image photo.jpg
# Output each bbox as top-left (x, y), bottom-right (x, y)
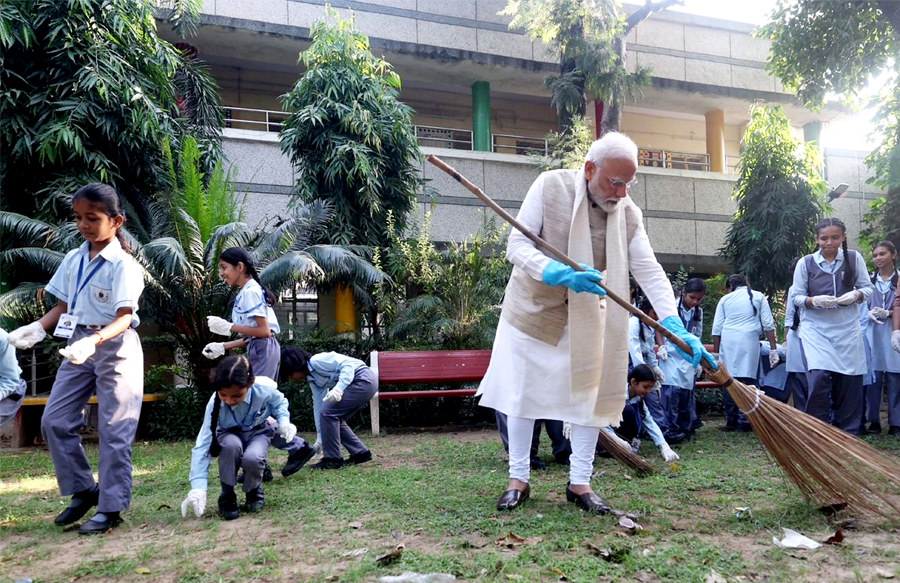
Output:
top-left (596, 428), bottom-right (656, 474)
top-left (706, 363), bottom-right (900, 518)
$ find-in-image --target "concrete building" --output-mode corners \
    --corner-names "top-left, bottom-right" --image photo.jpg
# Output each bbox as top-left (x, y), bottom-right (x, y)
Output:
top-left (156, 0), bottom-right (881, 273)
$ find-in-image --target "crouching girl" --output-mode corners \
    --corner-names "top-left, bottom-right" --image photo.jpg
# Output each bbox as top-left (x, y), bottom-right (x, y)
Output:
top-left (181, 355), bottom-right (302, 520)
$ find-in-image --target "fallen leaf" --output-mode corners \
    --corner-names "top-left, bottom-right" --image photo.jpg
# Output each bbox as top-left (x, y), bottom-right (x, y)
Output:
top-left (375, 544), bottom-right (404, 566)
top-left (875, 567), bottom-right (896, 579)
top-left (348, 521), bottom-right (363, 529)
top-left (324, 576), bottom-right (339, 582)
top-left (549, 567), bottom-right (567, 581)
top-left (618, 516), bottom-right (643, 532)
top-left (668, 463), bottom-right (681, 472)
top-left (704, 570), bottom-right (726, 583)
top-left (341, 548), bottom-right (368, 558)
top-left (623, 474), bottom-right (633, 481)
top-left (134, 567), bottom-right (151, 575)
top-left (823, 530), bottom-right (844, 545)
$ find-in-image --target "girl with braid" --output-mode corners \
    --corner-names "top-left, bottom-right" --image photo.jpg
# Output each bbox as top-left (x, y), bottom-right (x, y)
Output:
top-left (863, 241), bottom-right (900, 434)
top-left (181, 355), bottom-right (301, 520)
top-left (791, 218), bottom-right (873, 434)
top-left (712, 274), bottom-right (777, 431)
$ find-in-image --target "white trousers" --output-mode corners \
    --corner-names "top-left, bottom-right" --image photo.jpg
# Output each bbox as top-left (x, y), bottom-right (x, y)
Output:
top-left (507, 416), bottom-right (600, 486)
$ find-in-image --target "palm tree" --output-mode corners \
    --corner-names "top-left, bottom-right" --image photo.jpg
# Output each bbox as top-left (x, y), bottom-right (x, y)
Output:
top-left (0, 136), bottom-right (384, 389)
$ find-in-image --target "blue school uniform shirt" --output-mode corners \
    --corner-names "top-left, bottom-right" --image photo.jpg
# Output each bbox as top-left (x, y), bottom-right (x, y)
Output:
top-left (867, 271), bottom-right (900, 374)
top-left (628, 316), bottom-right (658, 368)
top-left (306, 352), bottom-right (367, 393)
top-left (603, 384), bottom-right (666, 447)
top-left (792, 249), bottom-right (873, 375)
top-left (45, 238), bottom-right (144, 327)
top-left (0, 329), bottom-right (23, 400)
top-left (232, 279), bottom-right (280, 335)
top-left (712, 286), bottom-right (775, 379)
top-left (658, 301), bottom-right (702, 389)
top-left (783, 286), bottom-right (808, 374)
top-left (189, 376), bottom-right (290, 490)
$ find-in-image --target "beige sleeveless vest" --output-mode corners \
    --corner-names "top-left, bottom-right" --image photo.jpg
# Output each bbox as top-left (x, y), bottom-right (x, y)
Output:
top-left (500, 169), bottom-right (643, 345)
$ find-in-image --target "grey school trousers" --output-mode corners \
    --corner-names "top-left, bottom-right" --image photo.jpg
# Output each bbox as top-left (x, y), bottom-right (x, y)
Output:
top-left (41, 327), bottom-right (143, 513)
top-left (218, 423), bottom-right (273, 493)
top-left (320, 367), bottom-right (378, 460)
top-left (805, 369), bottom-right (864, 435)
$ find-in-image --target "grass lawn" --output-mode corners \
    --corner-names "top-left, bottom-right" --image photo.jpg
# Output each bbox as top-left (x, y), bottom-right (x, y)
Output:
top-left (3, 423), bottom-right (900, 583)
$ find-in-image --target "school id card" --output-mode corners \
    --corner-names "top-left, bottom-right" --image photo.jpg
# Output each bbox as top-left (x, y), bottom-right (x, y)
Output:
top-left (53, 314), bottom-right (79, 339)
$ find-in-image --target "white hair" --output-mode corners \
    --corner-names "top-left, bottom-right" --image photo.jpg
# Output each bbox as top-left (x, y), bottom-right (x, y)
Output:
top-left (585, 132), bottom-right (638, 166)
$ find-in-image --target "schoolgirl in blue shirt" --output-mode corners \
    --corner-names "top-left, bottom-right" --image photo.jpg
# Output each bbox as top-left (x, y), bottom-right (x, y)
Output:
top-left (181, 355), bottom-right (303, 520)
top-left (0, 328), bottom-right (27, 427)
top-left (791, 218), bottom-right (873, 435)
top-left (864, 241), bottom-right (900, 434)
top-left (281, 348), bottom-right (377, 469)
top-left (784, 258), bottom-right (810, 410)
top-left (8, 184), bottom-right (144, 534)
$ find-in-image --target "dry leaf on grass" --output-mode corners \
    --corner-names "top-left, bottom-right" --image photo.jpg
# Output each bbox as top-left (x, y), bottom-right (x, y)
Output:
top-left (823, 530), bottom-right (844, 545)
top-left (496, 533), bottom-right (543, 549)
top-left (341, 548), bottom-right (368, 558)
top-left (376, 544), bottom-right (405, 566)
top-left (348, 521), bottom-right (363, 529)
top-left (134, 567), bottom-right (151, 575)
top-left (875, 567), bottom-right (896, 579)
top-left (325, 576), bottom-right (339, 582)
top-left (549, 567), bottom-right (567, 581)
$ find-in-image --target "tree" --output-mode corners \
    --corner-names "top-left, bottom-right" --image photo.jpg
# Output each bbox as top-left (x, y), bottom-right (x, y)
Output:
top-left (720, 105), bottom-right (829, 299)
top-left (0, 0), bottom-right (222, 227)
top-left (0, 136), bottom-right (383, 389)
top-left (501, 0), bottom-right (681, 134)
top-left (758, 0), bottom-right (900, 249)
top-left (279, 9), bottom-right (423, 250)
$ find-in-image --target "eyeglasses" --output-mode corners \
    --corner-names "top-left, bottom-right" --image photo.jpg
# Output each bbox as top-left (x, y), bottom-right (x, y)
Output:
top-left (608, 176), bottom-right (638, 191)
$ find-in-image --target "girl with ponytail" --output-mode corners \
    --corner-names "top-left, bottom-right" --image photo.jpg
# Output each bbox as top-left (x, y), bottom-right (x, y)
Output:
top-left (183, 355), bottom-right (308, 521)
top-left (712, 274), bottom-right (778, 431)
top-left (791, 217), bottom-right (873, 434)
top-left (863, 241), bottom-right (900, 434)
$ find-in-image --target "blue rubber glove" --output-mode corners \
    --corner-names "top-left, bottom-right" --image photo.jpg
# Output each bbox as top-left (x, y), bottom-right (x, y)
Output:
top-left (660, 315), bottom-right (718, 369)
top-left (542, 260), bottom-right (606, 296)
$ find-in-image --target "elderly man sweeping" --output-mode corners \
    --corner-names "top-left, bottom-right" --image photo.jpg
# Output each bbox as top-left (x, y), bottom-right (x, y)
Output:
top-left (478, 132), bottom-right (714, 513)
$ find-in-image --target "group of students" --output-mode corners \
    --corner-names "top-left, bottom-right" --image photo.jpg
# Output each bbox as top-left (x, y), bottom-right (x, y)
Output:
top-left (1, 183), bottom-right (379, 533)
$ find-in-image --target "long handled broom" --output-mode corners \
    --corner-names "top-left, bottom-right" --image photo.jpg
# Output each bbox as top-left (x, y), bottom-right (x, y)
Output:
top-left (428, 154), bottom-right (900, 517)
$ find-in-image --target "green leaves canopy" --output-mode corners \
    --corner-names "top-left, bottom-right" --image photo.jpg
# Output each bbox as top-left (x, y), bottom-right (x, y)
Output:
top-left (279, 9), bottom-right (423, 250)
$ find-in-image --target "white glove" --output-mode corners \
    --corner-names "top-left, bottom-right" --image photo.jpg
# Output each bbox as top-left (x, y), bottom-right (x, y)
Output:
top-left (694, 365), bottom-right (703, 380)
top-left (836, 290), bottom-right (862, 307)
top-left (810, 295), bottom-right (839, 309)
top-left (870, 307), bottom-right (891, 323)
top-left (278, 421), bottom-right (297, 443)
top-left (8, 322), bottom-right (46, 349)
top-left (323, 387), bottom-right (344, 403)
top-left (180, 488), bottom-right (207, 518)
top-left (893, 330), bottom-right (900, 354)
top-left (651, 365), bottom-right (666, 383)
top-left (207, 316), bottom-right (233, 336)
top-left (202, 342), bottom-right (226, 359)
top-left (768, 349), bottom-right (780, 369)
top-left (59, 336), bottom-right (97, 365)
top-left (660, 443), bottom-right (680, 462)
top-left (657, 344), bottom-right (669, 362)
top-left (562, 421), bottom-right (572, 441)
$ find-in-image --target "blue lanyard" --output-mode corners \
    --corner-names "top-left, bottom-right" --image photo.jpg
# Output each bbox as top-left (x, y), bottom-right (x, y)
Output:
top-left (71, 254), bottom-right (106, 311)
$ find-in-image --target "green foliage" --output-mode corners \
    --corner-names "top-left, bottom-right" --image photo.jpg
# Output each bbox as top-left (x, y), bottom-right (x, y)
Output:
top-left (374, 210), bottom-right (512, 350)
top-left (861, 79), bottom-right (900, 252)
top-left (720, 105), bottom-right (829, 299)
top-left (0, 0), bottom-right (223, 226)
top-left (279, 9), bottom-right (423, 250)
top-left (536, 116), bottom-right (594, 171)
top-left (700, 273), bottom-right (727, 344)
top-left (142, 365), bottom-right (205, 441)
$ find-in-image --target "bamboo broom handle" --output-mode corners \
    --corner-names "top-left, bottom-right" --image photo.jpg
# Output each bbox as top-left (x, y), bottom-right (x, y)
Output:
top-left (426, 154), bottom-right (712, 370)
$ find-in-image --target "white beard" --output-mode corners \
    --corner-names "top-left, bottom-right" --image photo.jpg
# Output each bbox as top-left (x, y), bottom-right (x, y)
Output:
top-left (598, 198), bottom-right (620, 213)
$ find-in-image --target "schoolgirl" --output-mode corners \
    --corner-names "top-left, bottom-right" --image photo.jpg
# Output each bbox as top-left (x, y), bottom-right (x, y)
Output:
top-left (712, 274), bottom-right (777, 431)
top-left (791, 218), bottom-right (873, 434)
top-left (181, 355), bottom-right (304, 520)
top-left (657, 278), bottom-right (706, 436)
top-left (0, 328), bottom-right (27, 427)
top-left (8, 184), bottom-right (144, 534)
top-left (784, 258), bottom-right (810, 410)
top-left (864, 241), bottom-right (900, 434)
top-left (627, 298), bottom-right (681, 443)
top-left (281, 348), bottom-right (377, 469)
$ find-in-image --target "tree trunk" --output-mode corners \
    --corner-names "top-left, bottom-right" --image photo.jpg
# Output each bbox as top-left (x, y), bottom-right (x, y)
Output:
top-left (558, 19), bottom-right (586, 134)
top-left (600, 35), bottom-right (627, 135)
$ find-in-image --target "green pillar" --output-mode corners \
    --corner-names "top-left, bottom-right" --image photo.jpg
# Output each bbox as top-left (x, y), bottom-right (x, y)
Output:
top-left (472, 81), bottom-right (491, 152)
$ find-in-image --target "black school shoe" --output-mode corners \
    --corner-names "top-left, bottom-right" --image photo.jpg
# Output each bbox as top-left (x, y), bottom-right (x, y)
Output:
top-left (347, 450), bottom-right (373, 465)
top-left (78, 511), bottom-right (122, 535)
top-left (55, 484), bottom-right (99, 525)
top-left (310, 457), bottom-right (345, 470)
top-left (867, 422), bottom-right (883, 434)
top-left (283, 443), bottom-right (317, 477)
top-left (218, 491), bottom-right (240, 520)
top-left (889, 426), bottom-right (900, 435)
top-left (245, 486), bottom-right (265, 513)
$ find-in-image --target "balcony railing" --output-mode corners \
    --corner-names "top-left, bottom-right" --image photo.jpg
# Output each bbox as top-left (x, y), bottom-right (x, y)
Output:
top-left (224, 106), bottom-right (288, 132)
top-left (639, 148), bottom-right (711, 172)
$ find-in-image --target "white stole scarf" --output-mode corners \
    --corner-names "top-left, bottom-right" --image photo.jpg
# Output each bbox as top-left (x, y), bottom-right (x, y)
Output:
top-left (566, 169), bottom-right (630, 427)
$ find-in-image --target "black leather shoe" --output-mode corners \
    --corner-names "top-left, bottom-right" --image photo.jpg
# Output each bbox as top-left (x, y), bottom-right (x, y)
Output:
top-left (347, 450), bottom-right (373, 465)
top-left (565, 485), bottom-right (610, 514)
top-left (530, 458), bottom-right (547, 470)
top-left (310, 457), bottom-right (345, 470)
top-left (55, 485), bottom-right (99, 525)
top-left (245, 486), bottom-right (265, 513)
top-left (497, 484), bottom-right (530, 511)
top-left (218, 491), bottom-right (240, 520)
top-left (283, 443), bottom-right (316, 477)
top-left (78, 511), bottom-right (121, 535)
top-left (889, 426), bottom-right (900, 435)
top-left (867, 422), bottom-right (882, 434)
top-left (554, 453), bottom-right (571, 466)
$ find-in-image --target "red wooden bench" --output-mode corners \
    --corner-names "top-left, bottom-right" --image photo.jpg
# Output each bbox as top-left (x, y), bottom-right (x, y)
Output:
top-left (368, 350), bottom-right (492, 435)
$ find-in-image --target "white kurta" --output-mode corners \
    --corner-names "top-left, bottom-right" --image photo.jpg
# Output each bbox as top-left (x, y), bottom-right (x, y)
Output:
top-left (477, 174), bottom-right (677, 427)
